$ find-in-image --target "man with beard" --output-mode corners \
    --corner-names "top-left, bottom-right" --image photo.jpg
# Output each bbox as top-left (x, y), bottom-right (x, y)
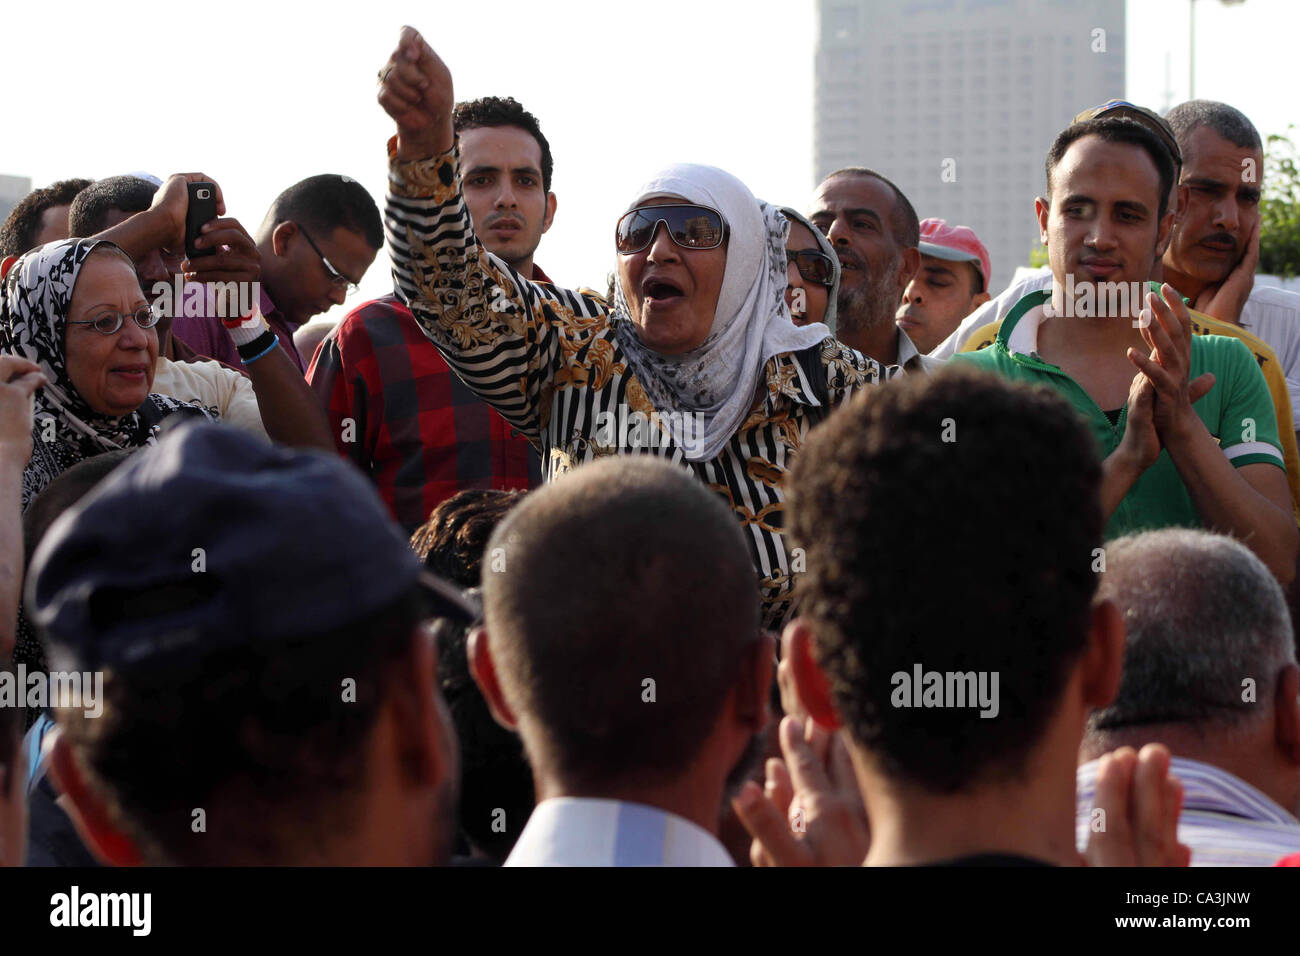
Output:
top-left (1162, 100), bottom-right (1300, 445)
top-left (809, 168), bottom-right (938, 373)
top-left (468, 457), bottom-right (772, 866)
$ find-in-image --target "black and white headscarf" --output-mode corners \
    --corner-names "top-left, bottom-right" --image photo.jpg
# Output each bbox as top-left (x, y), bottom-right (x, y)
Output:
top-left (1, 239), bottom-right (204, 510)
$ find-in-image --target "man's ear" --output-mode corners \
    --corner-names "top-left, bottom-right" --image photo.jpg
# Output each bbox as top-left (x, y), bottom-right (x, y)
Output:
top-left (541, 192), bottom-right (557, 235)
top-left (1272, 664), bottom-right (1300, 765)
top-left (1035, 196), bottom-right (1051, 246)
top-left (270, 220), bottom-right (298, 258)
top-left (48, 728), bottom-right (143, 867)
top-left (1081, 598), bottom-right (1126, 710)
top-left (467, 626), bottom-right (518, 730)
top-left (736, 631), bottom-right (775, 732)
top-left (970, 290), bottom-right (991, 312)
top-left (897, 246), bottom-right (921, 293)
top-left (1154, 204), bottom-right (1178, 258)
top-left (784, 619), bottom-right (841, 730)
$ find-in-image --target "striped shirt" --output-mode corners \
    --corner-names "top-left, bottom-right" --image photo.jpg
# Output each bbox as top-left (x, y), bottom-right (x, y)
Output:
top-left (1076, 756), bottom-right (1300, 866)
top-left (505, 798), bottom-right (733, 867)
top-left (385, 142), bottom-right (885, 628)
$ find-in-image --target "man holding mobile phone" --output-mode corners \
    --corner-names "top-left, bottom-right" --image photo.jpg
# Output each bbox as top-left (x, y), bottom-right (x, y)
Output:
top-left (170, 174), bottom-right (383, 376)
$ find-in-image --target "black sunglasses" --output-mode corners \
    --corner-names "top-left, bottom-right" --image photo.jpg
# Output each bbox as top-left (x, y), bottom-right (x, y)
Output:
top-left (615, 204), bottom-right (729, 255)
top-left (786, 249), bottom-right (836, 288)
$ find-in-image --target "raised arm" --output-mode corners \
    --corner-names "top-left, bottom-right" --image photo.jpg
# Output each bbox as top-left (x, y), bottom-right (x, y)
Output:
top-left (377, 26), bottom-right (605, 443)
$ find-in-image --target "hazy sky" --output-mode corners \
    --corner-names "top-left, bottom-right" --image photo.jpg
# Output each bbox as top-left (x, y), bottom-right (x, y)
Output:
top-left (2, 0), bottom-right (1293, 325)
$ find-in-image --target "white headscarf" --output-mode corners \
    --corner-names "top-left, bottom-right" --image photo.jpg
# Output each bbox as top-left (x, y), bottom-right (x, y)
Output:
top-left (610, 164), bottom-right (828, 463)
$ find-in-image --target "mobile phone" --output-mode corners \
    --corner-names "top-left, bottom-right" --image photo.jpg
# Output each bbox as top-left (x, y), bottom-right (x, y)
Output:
top-left (184, 182), bottom-right (219, 259)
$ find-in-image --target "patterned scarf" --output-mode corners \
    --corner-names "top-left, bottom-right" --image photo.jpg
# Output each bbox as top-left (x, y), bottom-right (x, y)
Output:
top-left (609, 165), bottom-right (829, 463)
top-left (1, 239), bottom-right (200, 510)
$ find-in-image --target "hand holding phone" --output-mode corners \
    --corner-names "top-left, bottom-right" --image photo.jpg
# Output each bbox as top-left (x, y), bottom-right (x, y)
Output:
top-left (184, 182), bottom-right (219, 259)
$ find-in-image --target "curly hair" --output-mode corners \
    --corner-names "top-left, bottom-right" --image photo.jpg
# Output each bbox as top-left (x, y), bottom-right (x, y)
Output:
top-left (788, 366), bottom-right (1103, 792)
top-left (453, 96), bottom-right (553, 194)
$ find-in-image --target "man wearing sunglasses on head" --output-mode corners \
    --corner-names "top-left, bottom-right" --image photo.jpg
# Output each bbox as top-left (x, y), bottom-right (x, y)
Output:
top-left (170, 174), bottom-right (382, 376)
top-left (377, 27), bottom-right (885, 630)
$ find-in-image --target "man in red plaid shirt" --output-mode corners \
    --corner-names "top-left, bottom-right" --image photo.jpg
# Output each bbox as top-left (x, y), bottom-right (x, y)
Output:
top-left (309, 97), bottom-right (552, 531)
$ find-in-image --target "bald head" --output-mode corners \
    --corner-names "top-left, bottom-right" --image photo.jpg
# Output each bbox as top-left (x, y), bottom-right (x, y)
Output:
top-left (480, 456), bottom-right (760, 789)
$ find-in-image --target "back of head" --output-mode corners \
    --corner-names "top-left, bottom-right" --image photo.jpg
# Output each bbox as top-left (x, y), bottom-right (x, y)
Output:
top-left (1089, 530), bottom-right (1294, 745)
top-left (0, 178), bottom-right (94, 257)
top-left (1165, 99), bottom-right (1262, 154)
top-left (67, 176), bottom-right (158, 238)
top-left (262, 174), bottom-right (383, 250)
top-left (789, 367), bottom-right (1103, 792)
top-left (482, 456), bottom-right (759, 791)
top-left (27, 424), bottom-right (448, 864)
top-left (412, 489), bottom-right (533, 861)
top-left (453, 96), bottom-right (553, 194)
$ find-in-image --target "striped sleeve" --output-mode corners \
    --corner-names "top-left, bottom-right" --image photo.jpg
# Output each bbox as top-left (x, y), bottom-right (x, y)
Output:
top-left (384, 142), bottom-right (606, 445)
top-left (1217, 337), bottom-right (1286, 470)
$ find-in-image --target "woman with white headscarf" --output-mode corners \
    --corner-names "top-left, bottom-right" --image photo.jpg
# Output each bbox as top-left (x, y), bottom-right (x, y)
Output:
top-left (378, 28), bottom-right (885, 627)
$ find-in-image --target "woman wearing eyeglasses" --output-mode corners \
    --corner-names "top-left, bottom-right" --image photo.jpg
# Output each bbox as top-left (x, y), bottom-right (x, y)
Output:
top-left (780, 208), bottom-right (840, 330)
top-left (378, 28), bottom-right (885, 628)
top-left (1, 240), bottom-right (210, 515)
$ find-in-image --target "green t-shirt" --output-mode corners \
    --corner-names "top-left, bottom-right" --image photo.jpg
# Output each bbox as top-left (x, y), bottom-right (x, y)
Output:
top-left (951, 289), bottom-right (1285, 539)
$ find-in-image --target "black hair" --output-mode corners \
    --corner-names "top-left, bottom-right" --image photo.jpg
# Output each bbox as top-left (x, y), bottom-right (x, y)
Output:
top-left (823, 167), bottom-right (921, 247)
top-left (482, 456), bottom-right (759, 792)
top-left (789, 367), bottom-right (1103, 793)
top-left (265, 175), bottom-right (383, 250)
top-left (67, 176), bottom-right (158, 237)
top-left (1045, 117), bottom-right (1176, 221)
top-left (410, 489), bottom-right (534, 862)
top-left (0, 178), bottom-right (94, 257)
top-left (453, 96), bottom-right (554, 195)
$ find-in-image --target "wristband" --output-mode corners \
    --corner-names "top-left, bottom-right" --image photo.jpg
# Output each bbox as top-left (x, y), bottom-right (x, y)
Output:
top-left (238, 331), bottom-right (279, 365)
top-left (221, 296), bottom-right (271, 347)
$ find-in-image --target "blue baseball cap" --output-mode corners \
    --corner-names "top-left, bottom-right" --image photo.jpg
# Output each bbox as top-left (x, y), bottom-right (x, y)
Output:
top-left (27, 423), bottom-right (476, 671)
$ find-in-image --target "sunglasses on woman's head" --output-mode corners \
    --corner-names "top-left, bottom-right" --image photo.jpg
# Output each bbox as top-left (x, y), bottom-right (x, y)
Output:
top-left (786, 249), bottom-right (836, 287)
top-left (615, 204), bottom-right (729, 255)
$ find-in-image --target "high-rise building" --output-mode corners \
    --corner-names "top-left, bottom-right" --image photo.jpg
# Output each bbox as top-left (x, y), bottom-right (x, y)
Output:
top-left (0, 175), bottom-right (33, 228)
top-left (814, 0), bottom-right (1126, 294)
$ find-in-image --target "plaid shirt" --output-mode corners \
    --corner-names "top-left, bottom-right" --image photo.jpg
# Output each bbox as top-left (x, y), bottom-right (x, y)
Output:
top-left (308, 292), bottom-right (542, 533)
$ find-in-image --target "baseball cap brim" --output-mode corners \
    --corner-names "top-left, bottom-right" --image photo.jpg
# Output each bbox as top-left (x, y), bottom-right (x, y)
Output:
top-left (919, 241), bottom-right (982, 265)
top-left (418, 570), bottom-right (481, 625)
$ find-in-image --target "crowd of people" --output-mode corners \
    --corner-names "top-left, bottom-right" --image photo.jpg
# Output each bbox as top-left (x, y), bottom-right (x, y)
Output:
top-left (0, 24), bottom-right (1298, 868)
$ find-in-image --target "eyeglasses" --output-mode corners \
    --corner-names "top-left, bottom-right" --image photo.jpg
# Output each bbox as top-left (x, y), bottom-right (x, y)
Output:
top-left (299, 226), bottom-right (361, 296)
top-left (66, 305), bottom-right (159, 335)
top-left (615, 204), bottom-right (729, 255)
top-left (786, 249), bottom-right (836, 287)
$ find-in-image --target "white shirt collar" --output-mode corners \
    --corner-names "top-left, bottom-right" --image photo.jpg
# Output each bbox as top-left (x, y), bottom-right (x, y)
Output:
top-left (504, 797), bottom-right (735, 867)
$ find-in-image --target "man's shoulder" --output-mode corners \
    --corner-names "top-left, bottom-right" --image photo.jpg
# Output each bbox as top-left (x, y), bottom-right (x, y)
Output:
top-left (1247, 283), bottom-right (1300, 315)
top-left (337, 293), bottom-right (411, 334)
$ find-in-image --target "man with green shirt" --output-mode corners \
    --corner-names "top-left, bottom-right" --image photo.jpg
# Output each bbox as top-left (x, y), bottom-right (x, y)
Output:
top-left (952, 116), bottom-right (1296, 584)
